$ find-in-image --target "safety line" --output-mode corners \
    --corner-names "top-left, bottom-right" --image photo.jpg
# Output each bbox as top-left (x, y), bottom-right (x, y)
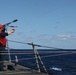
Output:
top-left (0, 50), bottom-right (76, 56)
top-left (8, 40), bottom-right (63, 50)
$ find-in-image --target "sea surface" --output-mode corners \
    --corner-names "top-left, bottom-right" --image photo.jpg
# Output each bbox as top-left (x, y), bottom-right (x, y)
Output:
top-left (5, 49), bottom-right (76, 75)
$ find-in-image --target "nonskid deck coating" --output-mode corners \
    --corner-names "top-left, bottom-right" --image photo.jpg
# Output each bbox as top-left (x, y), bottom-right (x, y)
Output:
top-left (0, 61), bottom-right (47, 75)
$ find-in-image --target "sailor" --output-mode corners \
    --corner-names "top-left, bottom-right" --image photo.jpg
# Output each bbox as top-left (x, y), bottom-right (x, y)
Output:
top-left (0, 24), bottom-right (15, 71)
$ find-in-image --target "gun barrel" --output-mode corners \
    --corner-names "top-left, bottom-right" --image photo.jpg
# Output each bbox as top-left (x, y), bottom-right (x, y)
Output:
top-left (2, 19), bottom-right (18, 28)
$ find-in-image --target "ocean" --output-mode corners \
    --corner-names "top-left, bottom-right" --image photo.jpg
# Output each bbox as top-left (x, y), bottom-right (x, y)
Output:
top-left (5, 49), bottom-right (76, 75)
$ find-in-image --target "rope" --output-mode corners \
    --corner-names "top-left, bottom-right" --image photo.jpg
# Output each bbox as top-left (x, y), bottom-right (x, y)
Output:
top-left (0, 50), bottom-right (72, 53)
top-left (8, 40), bottom-right (63, 49)
top-left (0, 52), bottom-right (35, 55)
top-left (0, 51), bottom-right (76, 69)
top-left (0, 50), bottom-right (76, 56)
top-left (40, 51), bottom-right (76, 58)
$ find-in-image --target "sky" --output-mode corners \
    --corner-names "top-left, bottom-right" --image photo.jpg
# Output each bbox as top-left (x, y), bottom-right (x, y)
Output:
top-left (0, 0), bottom-right (76, 49)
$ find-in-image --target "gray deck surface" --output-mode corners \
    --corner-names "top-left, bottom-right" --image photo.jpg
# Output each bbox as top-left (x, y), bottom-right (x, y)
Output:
top-left (0, 61), bottom-right (47, 75)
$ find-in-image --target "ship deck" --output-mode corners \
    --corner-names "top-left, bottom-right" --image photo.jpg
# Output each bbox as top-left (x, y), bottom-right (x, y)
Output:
top-left (0, 61), bottom-right (47, 75)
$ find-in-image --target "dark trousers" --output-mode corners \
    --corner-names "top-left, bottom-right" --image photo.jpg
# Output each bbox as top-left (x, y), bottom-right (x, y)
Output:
top-left (0, 46), bottom-right (5, 70)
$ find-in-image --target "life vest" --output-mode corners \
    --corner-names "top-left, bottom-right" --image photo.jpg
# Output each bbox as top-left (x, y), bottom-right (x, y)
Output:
top-left (0, 29), bottom-right (7, 47)
top-left (0, 37), bottom-right (7, 47)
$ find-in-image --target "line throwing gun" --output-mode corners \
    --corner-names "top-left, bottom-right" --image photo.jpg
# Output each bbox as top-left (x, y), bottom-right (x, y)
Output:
top-left (2, 19), bottom-right (18, 29)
